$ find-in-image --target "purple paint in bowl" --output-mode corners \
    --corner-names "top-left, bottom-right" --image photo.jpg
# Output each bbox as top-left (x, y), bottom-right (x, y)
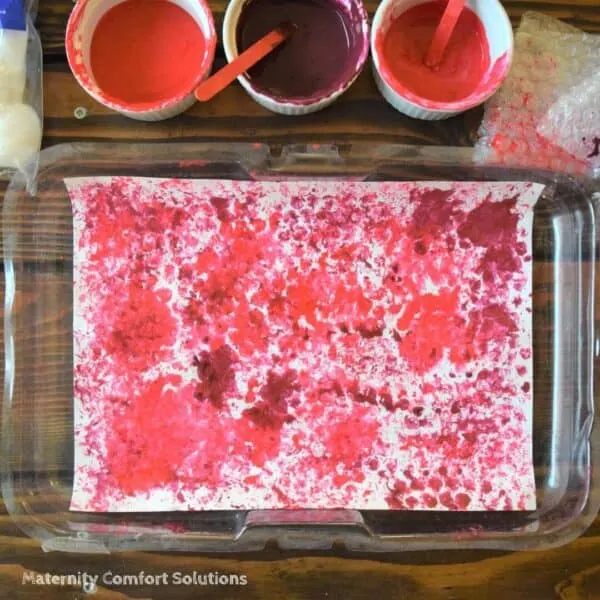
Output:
top-left (223, 0), bottom-right (369, 115)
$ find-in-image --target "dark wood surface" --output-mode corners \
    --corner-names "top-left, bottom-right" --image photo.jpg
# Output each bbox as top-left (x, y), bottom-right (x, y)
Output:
top-left (1, 1), bottom-right (600, 598)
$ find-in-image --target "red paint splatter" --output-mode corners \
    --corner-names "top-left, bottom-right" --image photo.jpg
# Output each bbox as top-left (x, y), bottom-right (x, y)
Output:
top-left (104, 376), bottom-right (200, 495)
top-left (395, 289), bottom-right (474, 372)
top-left (106, 286), bottom-right (176, 368)
top-left (458, 196), bottom-right (518, 247)
top-left (193, 345), bottom-right (237, 409)
top-left (587, 136), bottom-right (600, 159)
top-left (410, 189), bottom-right (463, 236)
top-left (243, 370), bottom-right (298, 429)
top-left (210, 196), bottom-right (233, 222)
top-left (356, 322), bottom-right (385, 339)
top-left (386, 480), bottom-right (408, 508)
top-left (455, 493), bottom-right (471, 509)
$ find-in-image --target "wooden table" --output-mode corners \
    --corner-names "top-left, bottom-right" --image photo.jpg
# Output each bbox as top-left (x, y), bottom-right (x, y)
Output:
top-left (1, 1), bottom-right (600, 599)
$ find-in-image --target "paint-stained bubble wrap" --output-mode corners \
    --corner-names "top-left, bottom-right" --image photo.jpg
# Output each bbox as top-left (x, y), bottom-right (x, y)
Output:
top-left (474, 12), bottom-right (600, 177)
top-left (538, 73), bottom-right (600, 177)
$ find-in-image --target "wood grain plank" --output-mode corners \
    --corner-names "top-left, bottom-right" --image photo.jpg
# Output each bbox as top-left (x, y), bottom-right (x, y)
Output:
top-left (34, 0), bottom-right (600, 148)
top-left (1, 536), bottom-right (600, 599)
top-left (41, 65), bottom-right (479, 147)
top-left (36, 0), bottom-right (600, 58)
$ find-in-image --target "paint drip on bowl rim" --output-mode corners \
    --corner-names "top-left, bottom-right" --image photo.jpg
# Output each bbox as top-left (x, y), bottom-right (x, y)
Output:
top-left (235, 0), bottom-right (369, 104)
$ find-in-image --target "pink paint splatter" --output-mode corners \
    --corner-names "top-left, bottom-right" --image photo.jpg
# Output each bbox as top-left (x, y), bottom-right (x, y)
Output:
top-left (67, 177), bottom-right (541, 512)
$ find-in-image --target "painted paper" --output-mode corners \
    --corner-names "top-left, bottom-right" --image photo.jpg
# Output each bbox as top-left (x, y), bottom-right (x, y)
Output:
top-left (67, 177), bottom-right (542, 512)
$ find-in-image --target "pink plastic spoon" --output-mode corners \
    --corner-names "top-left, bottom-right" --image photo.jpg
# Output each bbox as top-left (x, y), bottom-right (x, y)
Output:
top-left (425, 0), bottom-right (465, 68)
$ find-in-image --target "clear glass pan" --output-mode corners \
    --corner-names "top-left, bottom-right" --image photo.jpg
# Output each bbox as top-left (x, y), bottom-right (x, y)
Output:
top-left (2, 142), bottom-right (599, 553)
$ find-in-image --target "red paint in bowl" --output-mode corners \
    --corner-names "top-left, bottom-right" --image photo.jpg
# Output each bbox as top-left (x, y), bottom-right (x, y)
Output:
top-left (66, 0), bottom-right (216, 119)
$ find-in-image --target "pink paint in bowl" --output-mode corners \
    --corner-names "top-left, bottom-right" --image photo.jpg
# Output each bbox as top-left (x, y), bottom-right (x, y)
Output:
top-left (66, 0), bottom-right (216, 121)
top-left (371, 0), bottom-right (513, 120)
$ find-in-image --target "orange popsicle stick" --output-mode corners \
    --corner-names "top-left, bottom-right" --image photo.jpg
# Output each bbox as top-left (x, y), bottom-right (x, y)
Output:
top-left (424, 0), bottom-right (465, 68)
top-left (195, 22), bottom-right (295, 102)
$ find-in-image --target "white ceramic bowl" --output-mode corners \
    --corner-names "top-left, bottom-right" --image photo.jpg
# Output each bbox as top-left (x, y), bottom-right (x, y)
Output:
top-left (223, 0), bottom-right (370, 115)
top-left (371, 0), bottom-right (514, 120)
top-left (66, 0), bottom-right (216, 121)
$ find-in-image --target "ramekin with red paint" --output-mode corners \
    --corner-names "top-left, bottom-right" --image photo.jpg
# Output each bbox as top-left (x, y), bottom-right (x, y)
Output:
top-left (223, 0), bottom-right (370, 116)
top-left (371, 0), bottom-right (513, 120)
top-left (66, 0), bottom-right (216, 121)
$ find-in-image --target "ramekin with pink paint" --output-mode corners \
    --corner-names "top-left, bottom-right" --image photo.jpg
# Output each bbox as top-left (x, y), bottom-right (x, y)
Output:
top-left (223, 0), bottom-right (370, 115)
top-left (66, 0), bottom-right (216, 121)
top-left (371, 0), bottom-right (514, 120)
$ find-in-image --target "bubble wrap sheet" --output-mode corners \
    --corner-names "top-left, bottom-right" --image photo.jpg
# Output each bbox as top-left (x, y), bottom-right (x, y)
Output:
top-left (474, 12), bottom-right (600, 177)
top-left (538, 74), bottom-right (600, 176)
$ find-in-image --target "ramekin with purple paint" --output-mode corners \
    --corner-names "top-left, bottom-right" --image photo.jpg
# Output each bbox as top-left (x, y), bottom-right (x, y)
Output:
top-left (223, 0), bottom-right (370, 115)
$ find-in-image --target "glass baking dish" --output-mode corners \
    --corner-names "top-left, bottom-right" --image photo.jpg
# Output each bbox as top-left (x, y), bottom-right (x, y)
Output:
top-left (2, 142), bottom-right (599, 553)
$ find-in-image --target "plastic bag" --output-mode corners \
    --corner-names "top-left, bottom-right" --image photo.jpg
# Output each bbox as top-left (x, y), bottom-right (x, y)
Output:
top-left (0, 0), bottom-right (43, 186)
top-left (474, 12), bottom-right (600, 178)
top-left (537, 73), bottom-right (600, 179)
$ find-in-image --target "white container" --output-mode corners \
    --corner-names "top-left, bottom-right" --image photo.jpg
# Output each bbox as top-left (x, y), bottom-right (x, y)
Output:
top-left (371, 0), bottom-right (514, 120)
top-left (0, 28), bottom-right (28, 103)
top-left (222, 0), bottom-right (370, 116)
top-left (0, 1), bottom-right (42, 171)
top-left (65, 0), bottom-right (216, 121)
